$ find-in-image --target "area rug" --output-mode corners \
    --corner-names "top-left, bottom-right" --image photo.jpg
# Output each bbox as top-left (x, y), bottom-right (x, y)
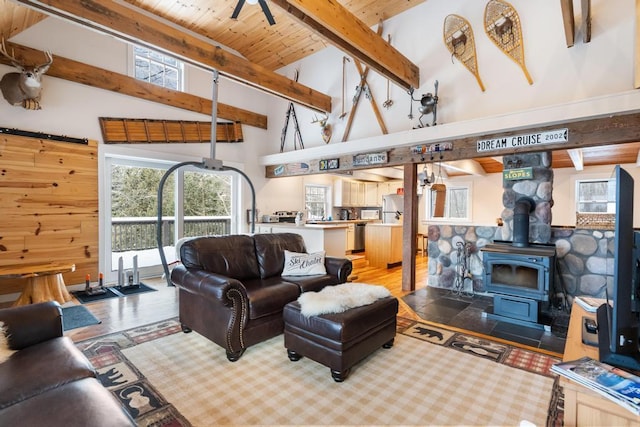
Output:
top-left (62, 305), bottom-right (101, 331)
top-left (77, 318), bottom-right (562, 426)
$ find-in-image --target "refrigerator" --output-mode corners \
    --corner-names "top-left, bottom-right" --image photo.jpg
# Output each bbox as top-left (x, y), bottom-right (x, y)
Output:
top-left (382, 194), bottom-right (403, 224)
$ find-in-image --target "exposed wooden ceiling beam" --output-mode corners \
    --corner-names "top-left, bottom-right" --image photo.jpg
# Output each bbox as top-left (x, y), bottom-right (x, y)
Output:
top-left (560, 0), bottom-right (575, 47)
top-left (271, 0), bottom-right (420, 92)
top-left (15, 0), bottom-right (332, 113)
top-left (567, 148), bottom-right (584, 171)
top-left (442, 160), bottom-right (487, 176)
top-left (0, 41), bottom-right (267, 128)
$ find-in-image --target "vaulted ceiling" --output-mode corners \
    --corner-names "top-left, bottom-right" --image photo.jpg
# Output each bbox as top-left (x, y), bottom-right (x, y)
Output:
top-left (1, 0), bottom-right (638, 175)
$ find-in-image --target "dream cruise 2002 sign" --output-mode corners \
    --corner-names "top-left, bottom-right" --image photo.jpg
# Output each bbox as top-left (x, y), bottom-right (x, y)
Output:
top-left (477, 128), bottom-right (568, 153)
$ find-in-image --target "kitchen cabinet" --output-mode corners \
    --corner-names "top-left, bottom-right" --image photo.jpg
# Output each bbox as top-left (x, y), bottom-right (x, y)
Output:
top-left (377, 181), bottom-right (403, 201)
top-left (334, 180), bottom-right (351, 206)
top-left (334, 179), bottom-right (367, 207)
top-left (364, 183), bottom-right (379, 206)
top-left (345, 223), bottom-right (355, 251)
top-left (350, 182), bottom-right (365, 206)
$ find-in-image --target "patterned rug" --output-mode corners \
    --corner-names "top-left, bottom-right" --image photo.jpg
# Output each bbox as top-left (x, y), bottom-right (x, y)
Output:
top-left (77, 317), bottom-right (564, 426)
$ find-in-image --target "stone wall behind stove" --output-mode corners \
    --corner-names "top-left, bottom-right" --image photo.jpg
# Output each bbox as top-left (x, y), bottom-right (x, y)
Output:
top-left (427, 224), bottom-right (615, 303)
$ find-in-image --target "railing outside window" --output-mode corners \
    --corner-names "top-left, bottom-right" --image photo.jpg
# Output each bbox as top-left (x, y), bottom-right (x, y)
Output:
top-left (112, 217), bottom-right (230, 252)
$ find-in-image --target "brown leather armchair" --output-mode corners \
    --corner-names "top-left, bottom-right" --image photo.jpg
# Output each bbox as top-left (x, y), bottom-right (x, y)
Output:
top-left (171, 233), bottom-right (352, 361)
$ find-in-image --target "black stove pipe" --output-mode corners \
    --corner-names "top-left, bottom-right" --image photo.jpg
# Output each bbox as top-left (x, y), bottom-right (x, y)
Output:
top-left (513, 197), bottom-right (535, 248)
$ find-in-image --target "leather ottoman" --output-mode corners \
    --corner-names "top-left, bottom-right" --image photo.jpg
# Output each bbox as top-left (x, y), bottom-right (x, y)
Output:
top-left (283, 296), bottom-right (398, 382)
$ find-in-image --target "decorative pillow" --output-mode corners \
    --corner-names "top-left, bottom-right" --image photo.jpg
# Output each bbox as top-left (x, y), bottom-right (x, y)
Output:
top-left (282, 250), bottom-right (327, 276)
top-left (0, 321), bottom-right (16, 363)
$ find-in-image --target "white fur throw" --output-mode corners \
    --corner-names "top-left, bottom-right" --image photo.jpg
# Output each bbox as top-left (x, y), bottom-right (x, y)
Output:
top-left (297, 283), bottom-right (391, 317)
top-left (0, 321), bottom-right (16, 363)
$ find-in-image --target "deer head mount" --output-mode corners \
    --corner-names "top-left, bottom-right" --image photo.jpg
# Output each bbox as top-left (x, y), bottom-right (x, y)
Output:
top-left (0, 39), bottom-right (53, 110)
top-left (311, 114), bottom-right (332, 144)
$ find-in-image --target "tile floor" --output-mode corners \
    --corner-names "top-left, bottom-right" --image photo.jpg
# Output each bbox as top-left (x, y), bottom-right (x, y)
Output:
top-left (402, 286), bottom-right (568, 355)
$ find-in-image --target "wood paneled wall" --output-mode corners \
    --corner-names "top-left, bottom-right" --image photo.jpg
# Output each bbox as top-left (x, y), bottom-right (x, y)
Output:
top-left (0, 133), bottom-right (98, 297)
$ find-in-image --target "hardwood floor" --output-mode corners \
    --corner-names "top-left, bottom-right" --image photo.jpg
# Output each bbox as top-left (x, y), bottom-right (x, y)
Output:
top-left (65, 253), bottom-right (429, 342)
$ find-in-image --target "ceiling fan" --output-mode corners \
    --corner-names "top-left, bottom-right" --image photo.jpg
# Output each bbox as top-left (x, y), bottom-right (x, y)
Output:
top-left (231, 0), bottom-right (276, 26)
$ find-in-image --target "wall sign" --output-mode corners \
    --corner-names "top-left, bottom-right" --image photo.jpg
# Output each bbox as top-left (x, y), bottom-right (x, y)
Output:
top-left (352, 151), bottom-right (388, 166)
top-left (503, 167), bottom-right (533, 180)
top-left (319, 158), bottom-right (339, 171)
top-left (477, 128), bottom-right (568, 153)
top-left (411, 142), bottom-right (453, 154)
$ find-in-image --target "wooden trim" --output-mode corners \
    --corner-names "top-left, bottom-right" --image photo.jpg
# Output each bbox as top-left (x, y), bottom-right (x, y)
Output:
top-left (271, 0), bottom-right (420, 91)
top-left (265, 111), bottom-right (640, 178)
top-left (560, 0), bottom-right (575, 47)
top-left (0, 41), bottom-right (267, 129)
top-left (16, 0), bottom-right (332, 113)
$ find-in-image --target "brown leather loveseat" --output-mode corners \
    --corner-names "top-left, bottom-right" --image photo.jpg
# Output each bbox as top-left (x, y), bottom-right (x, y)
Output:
top-left (0, 301), bottom-right (135, 426)
top-left (171, 233), bottom-right (353, 361)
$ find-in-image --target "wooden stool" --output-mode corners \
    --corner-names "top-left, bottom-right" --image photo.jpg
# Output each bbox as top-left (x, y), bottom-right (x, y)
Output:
top-left (416, 233), bottom-right (427, 256)
top-left (0, 263), bottom-right (75, 306)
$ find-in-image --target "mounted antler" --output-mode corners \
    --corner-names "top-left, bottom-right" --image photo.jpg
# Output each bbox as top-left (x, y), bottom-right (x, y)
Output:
top-left (311, 114), bottom-right (332, 144)
top-left (0, 39), bottom-right (53, 109)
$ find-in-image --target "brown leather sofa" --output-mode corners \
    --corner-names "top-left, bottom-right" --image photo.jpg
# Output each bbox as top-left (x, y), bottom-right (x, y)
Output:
top-left (171, 233), bottom-right (353, 361)
top-left (0, 301), bottom-right (136, 427)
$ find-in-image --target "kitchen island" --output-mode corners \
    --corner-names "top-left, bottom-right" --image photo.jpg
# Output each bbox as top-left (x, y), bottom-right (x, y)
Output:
top-left (255, 223), bottom-right (348, 257)
top-left (365, 223), bottom-right (403, 268)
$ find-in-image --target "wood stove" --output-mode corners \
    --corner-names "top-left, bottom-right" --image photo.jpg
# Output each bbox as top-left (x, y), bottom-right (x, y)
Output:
top-left (482, 198), bottom-right (556, 328)
top-left (482, 241), bottom-right (556, 328)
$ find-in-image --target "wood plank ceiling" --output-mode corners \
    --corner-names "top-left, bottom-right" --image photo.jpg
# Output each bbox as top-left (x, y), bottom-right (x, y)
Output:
top-left (0, 0), bottom-right (637, 175)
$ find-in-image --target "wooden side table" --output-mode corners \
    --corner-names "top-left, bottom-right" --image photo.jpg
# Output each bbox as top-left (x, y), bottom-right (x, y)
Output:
top-left (562, 302), bottom-right (640, 426)
top-left (0, 263), bottom-right (75, 306)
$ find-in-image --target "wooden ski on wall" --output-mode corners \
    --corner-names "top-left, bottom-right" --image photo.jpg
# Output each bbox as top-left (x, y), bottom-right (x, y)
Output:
top-left (484, 0), bottom-right (533, 85)
top-left (443, 14), bottom-right (485, 92)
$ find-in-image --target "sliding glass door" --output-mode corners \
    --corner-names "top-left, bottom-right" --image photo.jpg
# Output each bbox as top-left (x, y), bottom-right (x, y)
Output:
top-left (104, 156), bottom-right (236, 283)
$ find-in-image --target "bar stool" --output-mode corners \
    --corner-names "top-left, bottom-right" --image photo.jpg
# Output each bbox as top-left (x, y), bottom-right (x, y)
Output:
top-left (416, 233), bottom-right (427, 256)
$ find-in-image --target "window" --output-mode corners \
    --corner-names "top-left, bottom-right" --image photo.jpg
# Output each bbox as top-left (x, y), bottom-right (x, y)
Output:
top-left (133, 46), bottom-right (183, 90)
top-left (576, 179), bottom-right (614, 213)
top-left (305, 185), bottom-right (330, 220)
top-left (425, 184), bottom-right (471, 221)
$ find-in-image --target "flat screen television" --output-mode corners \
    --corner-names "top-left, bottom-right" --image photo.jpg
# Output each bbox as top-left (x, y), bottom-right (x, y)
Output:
top-left (596, 165), bottom-right (640, 370)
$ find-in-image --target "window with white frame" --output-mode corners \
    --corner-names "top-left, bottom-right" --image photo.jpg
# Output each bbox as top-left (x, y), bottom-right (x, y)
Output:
top-left (132, 45), bottom-right (183, 90)
top-left (576, 178), bottom-right (615, 213)
top-left (305, 185), bottom-right (330, 220)
top-left (425, 183), bottom-right (471, 221)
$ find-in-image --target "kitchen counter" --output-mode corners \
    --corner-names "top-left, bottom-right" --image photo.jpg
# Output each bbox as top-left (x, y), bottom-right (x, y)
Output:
top-left (365, 224), bottom-right (403, 268)
top-left (255, 223), bottom-right (348, 257)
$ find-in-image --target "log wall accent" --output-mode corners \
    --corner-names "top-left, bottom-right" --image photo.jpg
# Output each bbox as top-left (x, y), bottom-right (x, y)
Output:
top-left (0, 133), bottom-right (98, 298)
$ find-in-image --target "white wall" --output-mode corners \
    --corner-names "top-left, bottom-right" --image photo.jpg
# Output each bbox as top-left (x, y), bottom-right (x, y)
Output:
top-left (265, 0), bottom-right (637, 152)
